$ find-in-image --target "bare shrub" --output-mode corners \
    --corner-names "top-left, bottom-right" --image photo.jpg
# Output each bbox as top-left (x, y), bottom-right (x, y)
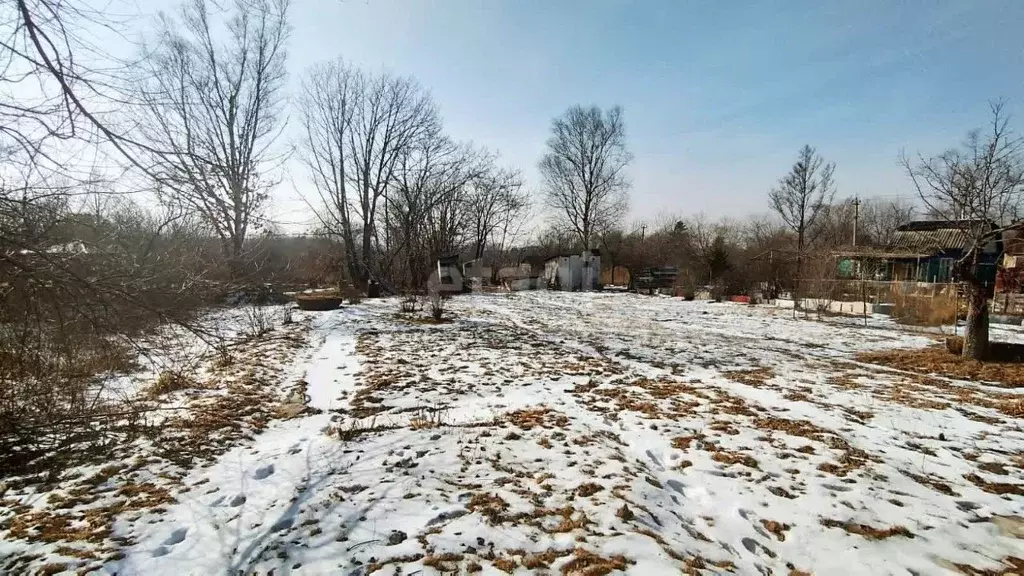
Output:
top-left (242, 306), bottom-right (276, 339)
top-left (399, 295), bottom-right (420, 314)
top-left (429, 289), bottom-right (445, 322)
top-left (410, 405), bottom-right (449, 429)
top-left (801, 252), bottom-right (840, 320)
top-left (892, 283), bottom-right (958, 327)
top-left (0, 198), bottom-right (217, 476)
top-left (327, 416), bottom-right (398, 442)
top-left (343, 285), bottom-right (362, 305)
top-left (0, 1), bottom-right (229, 477)
top-left (147, 371), bottom-right (200, 397)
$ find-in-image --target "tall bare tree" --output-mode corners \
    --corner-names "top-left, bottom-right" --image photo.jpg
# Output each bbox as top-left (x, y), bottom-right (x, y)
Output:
top-left (859, 198), bottom-right (915, 247)
top-left (769, 145), bottom-right (836, 303)
top-left (387, 131), bottom-right (486, 287)
top-left (466, 167), bottom-right (529, 260)
top-left (901, 101), bottom-right (1024, 359)
top-left (299, 60), bottom-right (358, 283)
top-left (811, 199), bottom-right (857, 248)
top-left (540, 105), bottom-right (631, 249)
top-left (299, 60), bottom-right (438, 289)
top-left (134, 0), bottom-right (290, 267)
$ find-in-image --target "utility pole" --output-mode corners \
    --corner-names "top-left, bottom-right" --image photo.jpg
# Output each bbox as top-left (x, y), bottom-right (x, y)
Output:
top-left (852, 196), bottom-right (860, 247)
top-left (640, 224), bottom-right (647, 242)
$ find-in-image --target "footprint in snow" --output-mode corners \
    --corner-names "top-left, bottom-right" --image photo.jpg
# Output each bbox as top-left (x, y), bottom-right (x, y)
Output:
top-left (162, 528), bottom-right (188, 546)
top-left (209, 495), bottom-right (226, 507)
top-left (253, 464), bottom-right (275, 480)
top-left (822, 483), bottom-right (853, 492)
top-left (645, 450), bottom-right (664, 470)
top-left (741, 537), bottom-right (776, 560)
top-left (229, 494), bottom-right (247, 507)
top-left (665, 479), bottom-right (686, 497)
top-left (151, 546), bottom-right (170, 558)
top-left (741, 537), bottom-right (759, 554)
top-left (270, 517), bottom-right (294, 533)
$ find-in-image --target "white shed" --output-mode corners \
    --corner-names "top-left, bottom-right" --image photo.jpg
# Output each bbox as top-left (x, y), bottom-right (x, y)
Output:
top-left (544, 250), bottom-right (601, 291)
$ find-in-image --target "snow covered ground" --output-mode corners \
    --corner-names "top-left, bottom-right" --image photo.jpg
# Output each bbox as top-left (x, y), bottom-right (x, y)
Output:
top-left (2, 292), bottom-right (1023, 575)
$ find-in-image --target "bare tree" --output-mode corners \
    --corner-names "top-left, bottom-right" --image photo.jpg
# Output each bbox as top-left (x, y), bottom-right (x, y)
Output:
top-left (859, 198), bottom-right (915, 247)
top-left (540, 105), bottom-right (631, 249)
top-left (298, 59), bottom-right (358, 283)
top-left (134, 0), bottom-right (290, 268)
top-left (769, 145), bottom-right (836, 303)
top-left (811, 199), bottom-right (857, 248)
top-left (388, 131), bottom-right (486, 288)
top-left (901, 100), bottom-right (1024, 359)
top-left (466, 167), bottom-right (529, 260)
top-left (299, 60), bottom-right (438, 290)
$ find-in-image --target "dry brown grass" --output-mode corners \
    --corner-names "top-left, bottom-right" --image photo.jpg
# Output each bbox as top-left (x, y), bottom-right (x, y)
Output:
top-left (753, 416), bottom-right (830, 442)
top-left (820, 518), bottom-right (914, 540)
top-left (570, 376), bottom-right (707, 420)
top-left (466, 493), bottom-right (510, 524)
top-left (423, 552), bottom-right (463, 572)
top-left (547, 507), bottom-right (591, 533)
top-left (997, 397), bottom-right (1024, 417)
top-left (504, 407), bottom-right (570, 430)
top-left (978, 461), bottom-right (1009, 475)
top-left (615, 503), bottom-right (634, 522)
top-left (147, 371), bottom-right (202, 397)
top-left (5, 480), bottom-right (174, 547)
top-left (963, 473), bottom-right (1024, 496)
top-left (899, 469), bottom-right (957, 496)
top-left (560, 549), bottom-right (631, 575)
top-left (409, 418), bottom-right (440, 430)
top-left (521, 549), bottom-right (570, 569)
top-left (576, 482), bottom-right (603, 497)
top-left (815, 437), bottom-right (876, 477)
top-left (711, 450), bottom-right (759, 469)
top-left (893, 293), bottom-right (957, 326)
top-left (761, 519), bottom-right (791, 542)
top-left (37, 563), bottom-right (67, 576)
top-left (671, 435), bottom-right (700, 450)
top-left (365, 553), bottom-right (424, 574)
top-left (492, 557), bottom-right (518, 573)
top-left (724, 367), bottom-right (775, 388)
top-left (951, 556), bottom-right (1024, 575)
top-left (857, 346), bottom-right (1024, 388)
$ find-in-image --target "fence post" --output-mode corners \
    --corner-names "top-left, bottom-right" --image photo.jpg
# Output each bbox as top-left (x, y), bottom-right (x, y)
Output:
top-left (953, 285), bottom-right (958, 337)
top-left (861, 279), bottom-right (867, 326)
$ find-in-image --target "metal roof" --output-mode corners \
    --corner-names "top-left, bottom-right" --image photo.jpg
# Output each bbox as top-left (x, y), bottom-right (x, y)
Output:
top-left (889, 220), bottom-right (997, 252)
top-left (896, 219), bottom-right (992, 232)
top-left (832, 248), bottom-right (932, 259)
top-left (890, 228), bottom-right (969, 252)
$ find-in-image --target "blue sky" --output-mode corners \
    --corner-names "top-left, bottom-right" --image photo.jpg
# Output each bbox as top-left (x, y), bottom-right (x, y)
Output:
top-left (131, 0), bottom-right (1024, 229)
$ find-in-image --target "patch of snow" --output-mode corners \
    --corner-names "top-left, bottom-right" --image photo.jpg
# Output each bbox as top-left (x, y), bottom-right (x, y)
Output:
top-left (6, 292), bottom-right (1022, 576)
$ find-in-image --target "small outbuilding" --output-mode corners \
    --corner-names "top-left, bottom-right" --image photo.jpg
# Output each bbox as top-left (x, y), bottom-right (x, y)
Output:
top-left (543, 250), bottom-right (601, 291)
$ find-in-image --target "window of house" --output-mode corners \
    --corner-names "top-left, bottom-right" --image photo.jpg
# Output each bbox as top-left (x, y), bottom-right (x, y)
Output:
top-left (937, 258), bottom-right (955, 282)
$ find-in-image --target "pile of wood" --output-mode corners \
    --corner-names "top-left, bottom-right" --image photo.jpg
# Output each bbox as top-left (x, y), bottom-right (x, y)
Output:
top-left (632, 267), bottom-right (680, 293)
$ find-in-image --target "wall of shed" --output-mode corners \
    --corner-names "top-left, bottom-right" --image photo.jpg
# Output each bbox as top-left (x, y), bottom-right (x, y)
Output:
top-left (544, 252), bottom-right (601, 291)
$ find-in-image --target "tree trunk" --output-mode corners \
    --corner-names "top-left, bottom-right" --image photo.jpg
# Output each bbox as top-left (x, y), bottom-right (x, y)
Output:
top-left (223, 237), bottom-right (243, 281)
top-left (793, 254), bottom-right (803, 318)
top-left (962, 281), bottom-right (990, 360)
